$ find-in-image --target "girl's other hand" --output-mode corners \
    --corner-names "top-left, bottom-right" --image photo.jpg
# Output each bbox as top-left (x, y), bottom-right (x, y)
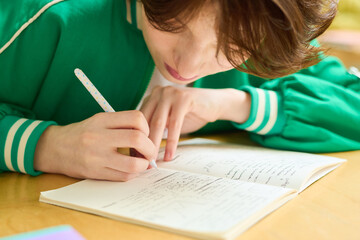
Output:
top-left (140, 86), bottom-right (250, 162)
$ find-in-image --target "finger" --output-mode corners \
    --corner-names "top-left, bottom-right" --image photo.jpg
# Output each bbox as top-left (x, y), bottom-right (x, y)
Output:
top-left (129, 149), bottom-right (154, 170)
top-left (141, 95), bottom-right (151, 106)
top-left (148, 99), bottom-right (171, 154)
top-left (164, 99), bottom-right (190, 161)
top-left (94, 167), bottom-right (139, 182)
top-left (105, 152), bottom-right (149, 174)
top-left (140, 94), bottom-right (160, 124)
top-left (106, 129), bottom-right (156, 161)
top-left (93, 111), bottom-right (150, 136)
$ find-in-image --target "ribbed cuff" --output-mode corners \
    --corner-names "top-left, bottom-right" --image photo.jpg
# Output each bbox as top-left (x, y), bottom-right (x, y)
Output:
top-left (0, 115), bottom-right (57, 176)
top-left (232, 86), bottom-right (286, 135)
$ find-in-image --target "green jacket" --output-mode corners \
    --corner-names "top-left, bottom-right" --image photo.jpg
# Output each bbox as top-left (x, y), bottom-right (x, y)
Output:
top-left (1, 0), bottom-right (359, 176)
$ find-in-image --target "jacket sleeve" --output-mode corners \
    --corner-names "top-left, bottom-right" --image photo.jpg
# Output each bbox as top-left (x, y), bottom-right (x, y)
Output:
top-left (0, 1), bottom-right (59, 176)
top-left (232, 56), bottom-right (360, 153)
top-left (0, 105), bottom-right (56, 175)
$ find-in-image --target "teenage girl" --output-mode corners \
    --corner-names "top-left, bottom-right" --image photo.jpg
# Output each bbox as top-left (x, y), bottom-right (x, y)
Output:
top-left (0, 0), bottom-right (359, 181)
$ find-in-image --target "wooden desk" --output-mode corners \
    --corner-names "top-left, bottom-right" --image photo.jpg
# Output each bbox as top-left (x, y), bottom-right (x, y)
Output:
top-left (1, 133), bottom-right (360, 240)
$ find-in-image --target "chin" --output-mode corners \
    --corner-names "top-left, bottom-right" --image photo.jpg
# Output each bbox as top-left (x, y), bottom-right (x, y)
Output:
top-left (164, 75), bottom-right (192, 85)
top-left (157, 62), bottom-right (200, 85)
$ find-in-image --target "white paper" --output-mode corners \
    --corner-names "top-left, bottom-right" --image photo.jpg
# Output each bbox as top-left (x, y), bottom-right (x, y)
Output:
top-left (158, 141), bottom-right (345, 191)
top-left (40, 169), bottom-right (293, 233)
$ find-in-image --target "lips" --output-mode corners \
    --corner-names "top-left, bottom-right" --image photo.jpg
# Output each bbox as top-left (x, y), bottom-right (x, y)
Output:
top-left (164, 63), bottom-right (198, 82)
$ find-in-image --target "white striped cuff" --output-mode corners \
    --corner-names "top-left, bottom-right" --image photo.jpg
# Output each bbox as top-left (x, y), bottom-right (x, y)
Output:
top-left (232, 86), bottom-right (286, 135)
top-left (0, 116), bottom-right (56, 175)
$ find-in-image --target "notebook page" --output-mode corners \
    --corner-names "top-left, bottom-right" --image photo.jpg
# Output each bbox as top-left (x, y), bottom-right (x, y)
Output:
top-left (40, 168), bottom-right (293, 234)
top-left (157, 141), bottom-right (345, 191)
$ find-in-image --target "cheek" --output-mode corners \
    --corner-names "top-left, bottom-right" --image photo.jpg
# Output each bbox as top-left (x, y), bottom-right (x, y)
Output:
top-left (144, 28), bottom-right (176, 60)
top-left (207, 56), bottom-right (234, 75)
top-left (217, 52), bottom-right (235, 68)
top-left (217, 60), bottom-right (234, 71)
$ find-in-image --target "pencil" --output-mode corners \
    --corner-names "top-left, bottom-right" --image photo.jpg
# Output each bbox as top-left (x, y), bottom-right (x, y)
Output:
top-left (74, 68), bottom-right (158, 170)
top-left (74, 68), bottom-right (115, 112)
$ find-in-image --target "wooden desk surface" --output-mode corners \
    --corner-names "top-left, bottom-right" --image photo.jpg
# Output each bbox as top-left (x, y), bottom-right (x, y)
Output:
top-left (1, 133), bottom-right (360, 240)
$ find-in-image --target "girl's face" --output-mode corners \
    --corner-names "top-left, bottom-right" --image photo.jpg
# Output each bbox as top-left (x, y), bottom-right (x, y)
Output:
top-left (141, 3), bottom-right (236, 84)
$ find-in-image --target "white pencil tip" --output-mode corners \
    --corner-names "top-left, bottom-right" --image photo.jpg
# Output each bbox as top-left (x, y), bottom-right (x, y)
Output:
top-left (149, 160), bottom-right (158, 170)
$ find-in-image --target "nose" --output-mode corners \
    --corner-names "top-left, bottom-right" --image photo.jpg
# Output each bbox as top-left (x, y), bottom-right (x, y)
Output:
top-left (173, 38), bottom-right (208, 79)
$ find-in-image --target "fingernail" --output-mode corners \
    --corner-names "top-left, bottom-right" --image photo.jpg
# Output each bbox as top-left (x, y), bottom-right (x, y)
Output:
top-left (165, 152), bottom-right (172, 161)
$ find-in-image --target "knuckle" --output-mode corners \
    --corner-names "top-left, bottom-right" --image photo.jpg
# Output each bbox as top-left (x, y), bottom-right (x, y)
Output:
top-left (151, 119), bottom-right (164, 129)
top-left (152, 86), bottom-right (162, 94)
top-left (131, 110), bottom-right (145, 120)
top-left (129, 131), bottom-right (143, 146)
top-left (169, 119), bottom-right (182, 129)
top-left (92, 112), bottom-right (105, 123)
top-left (163, 86), bottom-right (175, 95)
top-left (131, 110), bottom-right (147, 126)
top-left (175, 88), bottom-right (185, 97)
top-left (164, 87), bottom-right (190, 101)
top-left (177, 90), bottom-right (191, 102)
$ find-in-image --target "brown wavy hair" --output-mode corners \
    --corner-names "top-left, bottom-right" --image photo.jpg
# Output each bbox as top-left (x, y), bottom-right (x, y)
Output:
top-left (141, 0), bottom-right (337, 79)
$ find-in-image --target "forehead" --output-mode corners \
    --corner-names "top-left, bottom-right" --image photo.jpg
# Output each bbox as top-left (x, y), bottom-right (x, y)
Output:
top-left (185, 2), bottom-right (219, 31)
top-left (193, 1), bottom-right (218, 22)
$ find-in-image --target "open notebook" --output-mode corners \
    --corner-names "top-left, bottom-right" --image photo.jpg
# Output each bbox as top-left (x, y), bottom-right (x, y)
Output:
top-left (40, 139), bottom-right (345, 240)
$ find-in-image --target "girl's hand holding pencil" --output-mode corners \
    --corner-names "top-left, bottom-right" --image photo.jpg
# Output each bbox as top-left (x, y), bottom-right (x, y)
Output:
top-left (33, 70), bottom-right (157, 181)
